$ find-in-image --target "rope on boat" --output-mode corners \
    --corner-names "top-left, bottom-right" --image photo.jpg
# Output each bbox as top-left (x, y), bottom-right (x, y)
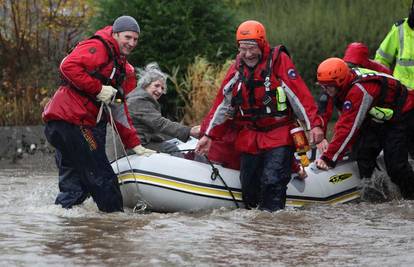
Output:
top-left (171, 148), bottom-right (240, 209)
top-left (104, 101), bottom-right (149, 212)
top-left (204, 155), bottom-right (240, 209)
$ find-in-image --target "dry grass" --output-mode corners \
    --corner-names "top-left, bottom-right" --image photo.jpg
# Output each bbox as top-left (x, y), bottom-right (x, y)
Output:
top-left (0, 86), bottom-right (48, 126)
top-left (171, 56), bottom-right (233, 125)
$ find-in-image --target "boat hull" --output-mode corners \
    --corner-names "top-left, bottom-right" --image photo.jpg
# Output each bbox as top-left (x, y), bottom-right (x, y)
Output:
top-left (113, 152), bottom-right (361, 212)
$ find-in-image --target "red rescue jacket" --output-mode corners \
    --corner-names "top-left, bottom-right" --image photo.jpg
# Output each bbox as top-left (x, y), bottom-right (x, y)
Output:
top-left (343, 42), bottom-right (392, 75)
top-left (318, 59), bottom-right (392, 135)
top-left (321, 70), bottom-right (414, 166)
top-left (204, 43), bottom-right (322, 154)
top-left (42, 26), bottom-right (140, 149)
top-left (200, 115), bottom-right (241, 170)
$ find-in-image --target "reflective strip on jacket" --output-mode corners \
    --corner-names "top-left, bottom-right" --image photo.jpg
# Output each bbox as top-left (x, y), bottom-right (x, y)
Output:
top-left (318, 64), bottom-right (395, 134)
top-left (321, 69), bottom-right (414, 166)
top-left (375, 18), bottom-right (414, 88)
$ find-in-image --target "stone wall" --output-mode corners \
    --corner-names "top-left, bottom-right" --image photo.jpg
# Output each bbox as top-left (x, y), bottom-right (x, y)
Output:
top-left (0, 126), bottom-right (55, 169)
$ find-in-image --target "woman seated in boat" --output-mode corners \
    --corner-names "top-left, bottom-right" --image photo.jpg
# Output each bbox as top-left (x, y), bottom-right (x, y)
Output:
top-left (126, 62), bottom-right (200, 154)
top-left (106, 63), bottom-right (200, 159)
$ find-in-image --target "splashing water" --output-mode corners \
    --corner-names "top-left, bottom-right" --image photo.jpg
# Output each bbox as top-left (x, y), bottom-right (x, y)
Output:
top-left (0, 163), bottom-right (413, 266)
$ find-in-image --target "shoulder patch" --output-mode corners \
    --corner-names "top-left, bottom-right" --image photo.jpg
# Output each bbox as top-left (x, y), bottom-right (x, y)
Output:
top-left (89, 47), bottom-right (97, 54)
top-left (287, 68), bottom-right (297, 79)
top-left (343, 100), bottom-right (352, 111)
top-left (395, 18), bottom-right (405, 26)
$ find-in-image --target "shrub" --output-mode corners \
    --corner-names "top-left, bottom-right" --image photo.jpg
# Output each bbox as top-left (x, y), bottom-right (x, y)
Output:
top-left (90, 0), bottom-right (237, 73)
top-left (236, 0), bottom-right (411, 94)
top-left (171, 56), bottom-right (233, 125)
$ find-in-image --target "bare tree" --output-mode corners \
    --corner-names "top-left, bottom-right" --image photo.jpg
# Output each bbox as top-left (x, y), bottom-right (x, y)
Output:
top-left (0, 0), bottom-right (95, 125)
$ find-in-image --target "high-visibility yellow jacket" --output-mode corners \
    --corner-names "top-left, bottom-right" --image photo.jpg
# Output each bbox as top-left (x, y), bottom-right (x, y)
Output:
top-left (375, 18), bottom-right (414, 89)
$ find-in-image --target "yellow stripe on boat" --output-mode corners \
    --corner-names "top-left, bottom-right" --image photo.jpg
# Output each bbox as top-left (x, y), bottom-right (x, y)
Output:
top-left (119, 172), bottom-right (360, 207)
top-left (118, 173), bottom-right (243, 201)
top-left (286, 190), bottom-right (361, 207)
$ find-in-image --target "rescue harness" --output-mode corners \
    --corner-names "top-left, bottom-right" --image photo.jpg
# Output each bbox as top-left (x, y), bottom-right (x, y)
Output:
top-left (231, 46), bottom-right (290, 130)
top-left (60, 35), bottom-right (127, 106)
top-left (351, 68), bottom-right (407, 122)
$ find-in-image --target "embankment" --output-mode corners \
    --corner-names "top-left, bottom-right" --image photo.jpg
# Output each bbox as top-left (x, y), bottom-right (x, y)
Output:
top-left (0, 125), bottom-right (55, 170)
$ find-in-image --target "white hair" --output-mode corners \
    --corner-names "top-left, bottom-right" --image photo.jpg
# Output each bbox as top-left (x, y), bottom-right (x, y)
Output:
top-left (136, 62), bottom-right (168, 93)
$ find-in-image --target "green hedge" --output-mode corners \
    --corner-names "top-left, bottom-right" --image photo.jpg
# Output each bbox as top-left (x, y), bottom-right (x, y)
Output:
top-left (90, 0), bottom-right (236, 74)
top-left (236, 0), bottom-right (411, 94)
top-left (89, 0), bottom-right (411, 118)
top-left (2, 0), bottom-right (411, 125)
top-left (90, 0), bottom-right (239, 119)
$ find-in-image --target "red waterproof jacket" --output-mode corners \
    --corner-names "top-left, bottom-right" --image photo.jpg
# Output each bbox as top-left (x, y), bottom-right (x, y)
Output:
top-left (343, 42), bottom-right (391, 75)
top-left (321, 70), bottom-right (414, 166)
top-left (200, 115), bottom-right (241, 170)
top-left (42, 26), bottom-right (140, 149)
top-left (319, 49), bottom-right (393, 134)
top-left (204, 42), bottom-right (322, 154)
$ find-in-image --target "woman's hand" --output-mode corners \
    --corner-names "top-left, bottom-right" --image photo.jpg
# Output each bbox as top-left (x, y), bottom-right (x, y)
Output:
top-left (190, 125), bottom-right (200, 138)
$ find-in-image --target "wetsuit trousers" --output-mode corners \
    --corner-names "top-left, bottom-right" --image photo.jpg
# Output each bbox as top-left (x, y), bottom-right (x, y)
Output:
top-left (355, 119), bottom-right (414, 199)
top-left (406, 110), bottom-right (414, 158)
top-left (240, 146), bottom-right (293, 211)
top-left (44, 120), bottom-right (123, 212)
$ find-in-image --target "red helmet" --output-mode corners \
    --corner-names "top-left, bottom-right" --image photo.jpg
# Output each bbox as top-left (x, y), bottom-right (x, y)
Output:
top-left (236, 20), bottom-right (267, 48)
top-left (317, 57), bottom-right (350, 88)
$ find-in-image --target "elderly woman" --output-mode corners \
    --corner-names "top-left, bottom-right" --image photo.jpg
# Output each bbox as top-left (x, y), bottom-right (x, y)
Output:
top-left (126, 63), bottom-right (199, 154)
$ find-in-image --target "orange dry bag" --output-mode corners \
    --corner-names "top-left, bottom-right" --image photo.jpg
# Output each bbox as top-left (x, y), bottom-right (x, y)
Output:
top-left (290, 125), bottom-right (310, 167)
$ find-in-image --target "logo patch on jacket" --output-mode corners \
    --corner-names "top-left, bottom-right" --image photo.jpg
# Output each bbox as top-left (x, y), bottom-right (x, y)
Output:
top-left (287, 68), bottom-right (297, 79)
top-left (343, 100), bottom-right (352, 111)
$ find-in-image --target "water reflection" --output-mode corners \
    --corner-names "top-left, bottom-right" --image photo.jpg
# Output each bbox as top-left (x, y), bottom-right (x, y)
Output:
top-left (0, 167), bottom-right (413, 266)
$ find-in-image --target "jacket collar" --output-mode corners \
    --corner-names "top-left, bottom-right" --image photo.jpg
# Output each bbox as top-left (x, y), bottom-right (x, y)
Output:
top-left (94, 26), bottom-right (122, 57)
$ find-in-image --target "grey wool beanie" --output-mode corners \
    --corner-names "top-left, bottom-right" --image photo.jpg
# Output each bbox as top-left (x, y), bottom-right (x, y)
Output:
top-left (113, 15), bottom-right (140, 33)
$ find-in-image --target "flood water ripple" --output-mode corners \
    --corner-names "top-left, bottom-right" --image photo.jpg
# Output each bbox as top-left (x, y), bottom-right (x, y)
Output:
top-left (0, 166), bottom-right (413, 266)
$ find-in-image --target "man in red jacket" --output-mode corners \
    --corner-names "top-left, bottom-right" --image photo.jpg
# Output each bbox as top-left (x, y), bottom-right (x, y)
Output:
top-left (315, 57), bottom-right (414, 199)
top-left (196, 20), bottom-right (324, 211)
top-left (317, 42), bottom-right (392, 152)
top-left (43, 16), bottom-right (154, 212)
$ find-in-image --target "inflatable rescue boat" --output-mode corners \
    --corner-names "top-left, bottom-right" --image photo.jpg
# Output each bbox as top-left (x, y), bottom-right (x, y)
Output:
top-left (111, 139), bottom-right (361, 212)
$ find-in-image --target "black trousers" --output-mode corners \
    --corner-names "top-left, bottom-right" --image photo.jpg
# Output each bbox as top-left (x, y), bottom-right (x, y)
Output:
top-left (240, 146), bottom-right (293, 211)
top-left (44, 120), bottom-right (123, 212)
top-left (354, 118), bottom-right (414, 199)
top-left (406, 110), bottom-right (414, 158)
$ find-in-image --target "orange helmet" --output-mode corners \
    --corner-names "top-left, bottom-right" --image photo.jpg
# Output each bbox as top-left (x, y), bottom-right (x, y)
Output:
top-left (317, 57), bottom-right (350, 87)
top-left (236, 20), bottom-right (267, 48)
